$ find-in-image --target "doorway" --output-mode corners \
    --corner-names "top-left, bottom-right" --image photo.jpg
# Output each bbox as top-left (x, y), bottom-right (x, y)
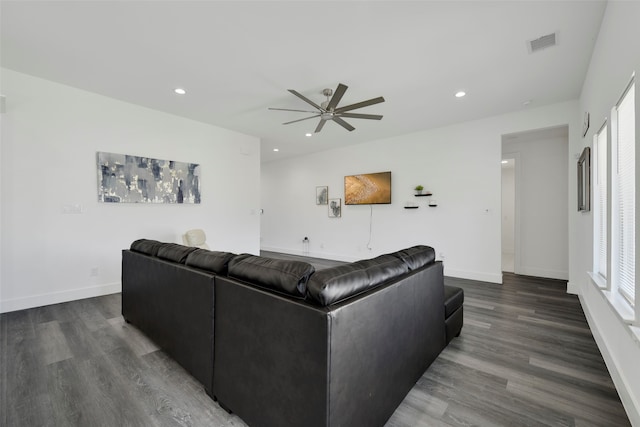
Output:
top-left (501, 157), bottom-right (516, 273)
top-left (501, 126), bottom-right (569, 280)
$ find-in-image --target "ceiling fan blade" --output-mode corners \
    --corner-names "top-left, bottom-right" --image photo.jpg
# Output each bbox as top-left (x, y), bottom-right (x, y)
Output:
top-left (326, 83), bottom-right (348, 112)
top-left (288, 89), bottom-right (324, 111)
top-left (338, 112), bottom-right (383, 120)
top-left (269, 107), bottom-right (320, 114)
top-left (332, 116), bottom-right (355, 132)
top-left (334, 96), bottom-right (385, 113)
top-left (314, 118), bottom-right (327, 133)
top-left (283, 114), bottom-right (321, 125)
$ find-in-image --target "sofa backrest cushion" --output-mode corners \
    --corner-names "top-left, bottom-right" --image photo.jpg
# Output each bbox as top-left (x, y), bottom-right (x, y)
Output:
top-left (391, 245), bottom-right (435, 270)
top-left (185, 249), bottom-right (236, 275)
top-left (156, 243), bottom-right (198, 264)
top-left (130, 239), bottom-right (163, 256)
top-left (306, 264), bottom-right (370, 306)
top-left (353, 254), bottom-right (409, 287)
top-left (228, 255), bottom-right (315, 297)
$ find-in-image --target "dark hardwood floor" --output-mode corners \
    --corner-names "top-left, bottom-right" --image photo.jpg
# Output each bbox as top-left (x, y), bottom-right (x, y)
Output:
top-left (0, 253), bottom-right (630, 426)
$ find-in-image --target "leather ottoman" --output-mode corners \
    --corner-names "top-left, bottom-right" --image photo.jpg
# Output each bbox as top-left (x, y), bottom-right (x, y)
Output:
top-left (444, 285), bottom-right (464, 343)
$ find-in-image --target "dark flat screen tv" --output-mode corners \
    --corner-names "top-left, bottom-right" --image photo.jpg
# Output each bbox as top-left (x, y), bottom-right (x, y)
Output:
top-left (344, 171), bottom-right (392, 205)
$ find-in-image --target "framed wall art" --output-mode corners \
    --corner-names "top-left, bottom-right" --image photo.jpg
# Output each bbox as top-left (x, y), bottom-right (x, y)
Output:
top-left (316, 186), bottom-right (328, 205)
top-left (328, 198), bottom-right (341, 218)
top-left (582, 112), bottom-right (590, 137)
top-left (577, 146), bottom-right (590, 212)
top-left (97, 151), bottom-right (201, 204)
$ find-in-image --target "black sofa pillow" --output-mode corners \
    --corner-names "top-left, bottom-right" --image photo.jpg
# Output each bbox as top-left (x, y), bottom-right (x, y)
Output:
top-left (228, 254), bottom-right (315, 297)
top-left (306, 264), bottom-right (370, 306)
top-left (390, 245), bottom-right (435, 270)
top-left (353, 254), bottom-right (409, 287)
top-left (130, 239), bottom-right (163, 256)
top-left (185, 249), bottom-right (236, 275)
top-left (156, 243), bottom-right (198, 264)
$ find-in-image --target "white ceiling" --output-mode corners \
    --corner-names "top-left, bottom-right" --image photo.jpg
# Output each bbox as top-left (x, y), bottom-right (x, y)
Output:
top-left (1, 1), bottom-right (606, 163)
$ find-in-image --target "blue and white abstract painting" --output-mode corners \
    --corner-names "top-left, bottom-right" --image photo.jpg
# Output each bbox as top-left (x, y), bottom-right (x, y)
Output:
top-left (97, 152), bottom-right (201, 204)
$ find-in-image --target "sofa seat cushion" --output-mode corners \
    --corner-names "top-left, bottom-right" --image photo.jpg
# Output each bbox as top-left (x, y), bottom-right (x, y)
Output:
top-left (353, 255), bottom-right (409, 287)
top-left (391, 245), bottom-right (435, 270)
top-left (185, 249), bottom-right (236, 275)
top-left (444, 285), bottom-right (464, 318)
top-left (228, 255), bottom-right (315, 297)
top-left (156, 243), bottom-right (198, 264)
top-left (130, 239), bottom-right (163, 256)
top-left (306, 264), bottom-right (369, 306)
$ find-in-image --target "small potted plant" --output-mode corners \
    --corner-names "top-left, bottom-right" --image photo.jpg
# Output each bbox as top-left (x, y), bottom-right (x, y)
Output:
top-left (414, 185), bottom-right (424, 195)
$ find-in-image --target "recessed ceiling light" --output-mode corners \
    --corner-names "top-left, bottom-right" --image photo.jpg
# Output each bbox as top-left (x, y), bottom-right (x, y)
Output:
top-left (273, 148), bottom-right (279, 152)
top-left (501, 160), bottom-right (508, 164)
top-left (174, 88), bottom-right (186, 95)
top-left (455, 91), bottom-right (466, 98)
top-left (305, 133), bottom-right (312, 137)
top-left (522, 99), bottom-right (532, 106)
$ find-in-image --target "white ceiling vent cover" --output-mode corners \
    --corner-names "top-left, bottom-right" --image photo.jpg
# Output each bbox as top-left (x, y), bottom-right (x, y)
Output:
top-left (527, 32), bottom-right (557, 53)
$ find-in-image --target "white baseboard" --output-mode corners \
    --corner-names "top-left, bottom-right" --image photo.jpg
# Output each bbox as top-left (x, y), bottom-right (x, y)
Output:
top-left (516, 266), bottom-right (568, 281)
top-left (261, 246), bottom-right (503, 284)
top-left (0, 282), bottom-right (121, 313)
top-left (579, 293), bottom-right (640, 426)
top-left (260, 246), bottom-right (360, 263)
top-left (566, 281), bottom-right (580, 295)
top-left (444, 268), bottom-right (503, 284)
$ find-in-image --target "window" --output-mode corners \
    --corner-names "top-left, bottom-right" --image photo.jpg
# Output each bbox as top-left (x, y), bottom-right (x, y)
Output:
top-left (612, 79), bottom-right (635, 306)
top-left (593, 123), bottom-right (607, 282)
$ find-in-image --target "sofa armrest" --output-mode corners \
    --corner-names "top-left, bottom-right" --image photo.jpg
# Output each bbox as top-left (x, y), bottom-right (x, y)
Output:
top-left (326, 261), bottom-right (445, 426)
top-left (121, 250), bottom-right (216, 395)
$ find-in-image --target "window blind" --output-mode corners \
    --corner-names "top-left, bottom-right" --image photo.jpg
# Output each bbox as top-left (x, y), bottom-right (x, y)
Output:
top-left (616, 82), bottom-right (635, 305)
top-left (595, 125), bottom-right (607, 279)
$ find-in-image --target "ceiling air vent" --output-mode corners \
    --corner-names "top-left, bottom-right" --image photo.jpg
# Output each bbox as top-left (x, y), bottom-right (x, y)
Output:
top-left (527, 32), bottom-right (557, 53)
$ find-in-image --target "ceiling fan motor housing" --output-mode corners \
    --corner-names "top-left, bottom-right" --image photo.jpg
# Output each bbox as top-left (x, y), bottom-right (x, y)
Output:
top-left (269, 83), bottom-right (385, 133)
top-left (321, 88), bottom-right (333, 110)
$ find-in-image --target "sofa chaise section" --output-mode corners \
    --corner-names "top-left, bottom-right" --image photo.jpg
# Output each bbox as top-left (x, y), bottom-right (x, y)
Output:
top-left (213, 247), bottom-right (446, 427)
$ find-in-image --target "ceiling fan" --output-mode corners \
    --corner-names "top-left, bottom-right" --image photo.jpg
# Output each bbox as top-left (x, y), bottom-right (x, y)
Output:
top-left (269, 83), bottom-right (385, 133)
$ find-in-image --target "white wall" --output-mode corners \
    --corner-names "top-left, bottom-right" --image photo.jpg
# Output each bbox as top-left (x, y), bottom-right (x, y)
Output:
top-left (503, 132), bottom-right (569, 280)
top-left (576, 1), bottom-right (640, 424)
top-left (0, 69), bottom-right (261, 313)
top-left (262, 101), bottom-right (579, 284)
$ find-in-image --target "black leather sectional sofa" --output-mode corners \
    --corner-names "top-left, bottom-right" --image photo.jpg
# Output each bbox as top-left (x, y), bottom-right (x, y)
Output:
top-left (122, 239), bottom-right (463, 427)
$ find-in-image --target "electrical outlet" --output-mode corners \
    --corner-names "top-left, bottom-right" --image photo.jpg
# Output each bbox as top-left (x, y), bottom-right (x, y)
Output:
top-left (439, 252), bottom-right (446, 260)
top-left (90, 267), bottom-right (99, 277)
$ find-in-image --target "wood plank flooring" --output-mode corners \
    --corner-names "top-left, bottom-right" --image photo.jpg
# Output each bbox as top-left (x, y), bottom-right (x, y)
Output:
top-left (0, 255), bottom-right (631, 426)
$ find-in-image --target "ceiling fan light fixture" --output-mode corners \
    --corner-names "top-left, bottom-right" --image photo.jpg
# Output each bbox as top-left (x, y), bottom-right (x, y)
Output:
top-left (270, 83), bottom-right (384, 133)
